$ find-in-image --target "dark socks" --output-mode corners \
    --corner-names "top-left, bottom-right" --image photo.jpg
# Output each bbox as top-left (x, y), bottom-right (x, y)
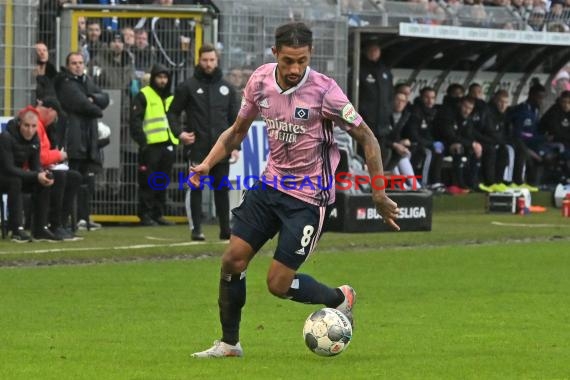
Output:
top-left (286, 273), bottom-right (344, 307)
top-left (219, 271), bottom-right (246, 345)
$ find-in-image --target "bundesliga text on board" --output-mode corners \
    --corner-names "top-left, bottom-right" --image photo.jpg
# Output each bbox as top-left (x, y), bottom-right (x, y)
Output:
top-left (145, 172), bottom-right (422, 192)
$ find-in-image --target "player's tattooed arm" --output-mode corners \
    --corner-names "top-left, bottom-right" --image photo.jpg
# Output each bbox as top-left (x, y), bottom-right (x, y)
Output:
top-left (347, 122), bottom-right (386, 191)
top-left (348, 121), bottom-right (400, 231)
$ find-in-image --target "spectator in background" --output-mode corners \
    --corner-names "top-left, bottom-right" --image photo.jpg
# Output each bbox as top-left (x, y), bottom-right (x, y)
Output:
top-left (475, 90), bottom-right (514, 192)
top-left (539, 90), bottom-right (570, 181)
top-left (403, 86), bottom-right (444, 190)
top-left (439, 83), bottom-right (465, 117)
top-left (394, 82), bottom-right (413, 111)
top-left (0, 108), bottom-right (56, 242)
top-left (83, 19), bottom-right (106, 65)
top-left (168, 44), bottom-right (240, 241)
top-left (509, 0), bottom-right (531, 22)
top-left (91, 33), bottom-right (135, 90)
top-left (467, 82), bottom-right (490, 143)
top-left (34, 98), bottom-right (83, 240)
top-left (354, 39), bottom-right (393, 158)
top-left (225, 67), bottom-right (245, 96)
top-left (130, 64), bottom-right (179, 226)
top-left (78, 0), bottom-right (134, 31)
top-left (33, 42), bottom-right (58, 102)
top-left (507, 83), bottom-right (546, 191)
top-left (385, 92), bottom-right (421, 190)
top-left (132, 28), bottom-right (156, 76)
top-left (434, 96), bottom-right (481, 193)
top-left (78, 16), bottom-right (88, 48)
top-left (546, 0), bottom-right (567, 27)
top-left (546, 69), bottom-right (570, 110)
top-left (121, 26), bottom-right (136, 53)
top-left (135, 0), bottom-right (195, 83)
top-left (55, 51), bottom-right (110, 230)
top-left (526, 7), bottom-right (546, 31)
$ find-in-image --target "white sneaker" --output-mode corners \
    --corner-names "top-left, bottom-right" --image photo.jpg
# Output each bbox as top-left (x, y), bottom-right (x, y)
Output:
top-left (191, 340), bottom-right (243, 358)
top-left (77, 219), bottom-right (102, 231)
top-left (336, 285), bottom-right (356, 326)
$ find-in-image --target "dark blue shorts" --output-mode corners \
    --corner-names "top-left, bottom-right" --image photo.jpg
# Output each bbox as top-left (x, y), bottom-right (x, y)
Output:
top-left (231, 184), bottom-right (330, 270)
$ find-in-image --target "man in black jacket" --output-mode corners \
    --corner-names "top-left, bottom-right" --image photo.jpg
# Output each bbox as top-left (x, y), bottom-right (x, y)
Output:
top-left (403, 86), bottom-right (444, 189)
top-left (0, 108), bottom-right (56, 242)
top-left (355, 39), bottom-right (393, 158)
top-left (168, 43), bottom-right (240, 241)
top-left (130, 64), bottom-right (180, 226)
top-left (33, 42), bottom-right (58, 102)
top-left (55, 51), bottom-right (109, 230)
top-left (539, 90), bottom-right (570, 181)
top-left (474, 90), bottom-right (513, 192)
top-left (433, 96), bottom-right (482, 192)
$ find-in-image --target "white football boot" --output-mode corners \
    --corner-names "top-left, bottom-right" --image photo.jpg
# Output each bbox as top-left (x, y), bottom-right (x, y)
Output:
top-left (191, 340), bottom-right (243, 358)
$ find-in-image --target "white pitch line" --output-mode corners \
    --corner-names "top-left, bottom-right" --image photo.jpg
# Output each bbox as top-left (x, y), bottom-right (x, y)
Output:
top-left (491, 221), bottom-right (569, 228)
top-left (144, 236), bottom-right (176, 241)
top-left (0, 240), bottom-right (226, 255)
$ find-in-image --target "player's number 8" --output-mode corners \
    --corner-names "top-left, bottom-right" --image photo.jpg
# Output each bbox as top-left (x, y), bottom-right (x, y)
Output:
top-left (301, 225), bottom-right (315, 248)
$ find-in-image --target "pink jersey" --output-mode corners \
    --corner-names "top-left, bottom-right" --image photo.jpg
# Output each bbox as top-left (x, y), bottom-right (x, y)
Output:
top-left (238, 63), bottom-right (363, 206)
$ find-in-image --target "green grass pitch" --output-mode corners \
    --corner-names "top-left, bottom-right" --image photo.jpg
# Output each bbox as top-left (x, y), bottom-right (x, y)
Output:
top-left (1, 193), bottom-right (569, 379)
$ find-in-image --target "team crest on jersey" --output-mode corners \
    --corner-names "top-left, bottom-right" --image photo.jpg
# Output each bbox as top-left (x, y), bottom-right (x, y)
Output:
top-left (342, 103), bottom-right (357, 123)
top-left (294, 107), bottom-right (309, 120)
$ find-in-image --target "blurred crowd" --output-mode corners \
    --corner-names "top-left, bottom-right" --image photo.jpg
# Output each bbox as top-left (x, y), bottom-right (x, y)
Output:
top-left (345, 0), bottom-right (570, 32)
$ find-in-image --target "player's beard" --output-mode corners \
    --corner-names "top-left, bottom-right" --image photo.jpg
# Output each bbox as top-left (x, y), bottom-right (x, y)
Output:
top-left (283, 71), bottom-right (305, 87)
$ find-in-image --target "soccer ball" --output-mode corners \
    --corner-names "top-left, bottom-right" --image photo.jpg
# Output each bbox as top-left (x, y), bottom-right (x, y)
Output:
top-left (302, 308), bottom-right (352, 356)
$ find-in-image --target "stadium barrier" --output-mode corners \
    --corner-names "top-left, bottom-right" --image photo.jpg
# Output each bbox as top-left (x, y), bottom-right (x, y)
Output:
top-left (326, 191), bottom-right (433, 233)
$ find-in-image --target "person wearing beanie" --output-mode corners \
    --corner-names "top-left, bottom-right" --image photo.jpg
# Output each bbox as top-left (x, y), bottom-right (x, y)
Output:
top-left (130, 63), bottom-right (179, 226)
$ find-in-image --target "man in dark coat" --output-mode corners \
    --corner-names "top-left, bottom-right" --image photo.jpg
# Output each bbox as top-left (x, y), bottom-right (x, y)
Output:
top-left (0, 108), bottom-right (56, 242)
top-left (402, 86), bottom-right (444, 189)
top-left (539, 90), bottom-right (570, 181)
top-left (355, 39), bottom-right (393, 158)
top-left (168, 43), bottom-right (240, 241)
top-left (55, 51), bottom-right (109, 230)
top-left (433, 96), bottom-right (481, 192)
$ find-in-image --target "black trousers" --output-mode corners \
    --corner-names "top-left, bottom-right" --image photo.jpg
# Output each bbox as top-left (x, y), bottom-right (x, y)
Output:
top-left (49, 169), bottom-right (82, 228)
top-left (448, 145), bottom-right (480, 189)
top-left (481, 144), bottom-right (509, 186)
top-left (0, 175), bottom-right (50, 233)
top-left (69, 159), bottom-right (97, 222)
top-left (410, 144), bottom-right (444, 185)
top-left (137, 143), bottom-right (175, 219)
top-left (190, 161), bottom-right (230, 236)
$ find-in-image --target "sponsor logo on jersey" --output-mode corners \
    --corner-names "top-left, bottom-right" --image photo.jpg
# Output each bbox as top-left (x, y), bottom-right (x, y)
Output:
top-left (259, 98), bottom-right (270, 108)
top-left (342, 103), bottom-right (357, 123)
top-left (294, 106), bottom-right (309, 120)
top-left (264, 117), bottom-right (307, 144)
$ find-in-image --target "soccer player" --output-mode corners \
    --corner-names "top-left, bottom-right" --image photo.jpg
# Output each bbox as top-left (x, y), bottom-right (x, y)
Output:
top-left (190, 22), bottom-right (400, 358)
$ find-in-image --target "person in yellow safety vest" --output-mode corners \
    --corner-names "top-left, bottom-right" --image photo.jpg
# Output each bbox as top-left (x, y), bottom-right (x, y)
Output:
top-left (130, 63), bottom-right (194, 226)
